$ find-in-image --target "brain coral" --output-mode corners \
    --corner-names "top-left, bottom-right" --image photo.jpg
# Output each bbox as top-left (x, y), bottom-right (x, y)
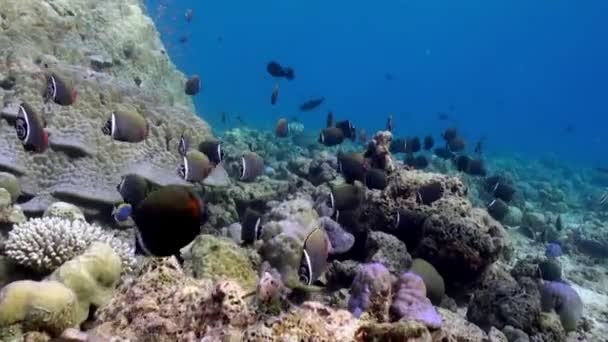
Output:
top-left (4, 216), bottom-right (135, 273)
top-left (0, 0), bottom-right (211, 215)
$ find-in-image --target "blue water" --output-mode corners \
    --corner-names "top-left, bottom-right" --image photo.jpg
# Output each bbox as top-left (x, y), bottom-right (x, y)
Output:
top-left (145, 0), bottom-right (608, 166)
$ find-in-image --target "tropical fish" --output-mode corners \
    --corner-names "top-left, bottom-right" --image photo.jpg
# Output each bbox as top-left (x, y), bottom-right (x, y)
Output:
top-left (328, 184), bottom-right (364, 211)
top-left (44, 73), bottom-right (77, 106)
top-left (405, 137), bottom-right (421, 154)
top-left (117, 174), bottom-right (149, 207)
top-left (178, 150), bottom-right (214, 182)
top-left (437, 112), bottom-right (449, 120)
top-left (487, 198), bottom-right (508, 221)
top-left (412, 155), bottom-right (429, 170)
top-left (240, 151), bottom-right (264, 182)
top-left (185, 75), bottom-right (201, 96)
top-left (179, 35), bottom-right (189, 44)
top-left (434, 147), bottom-right (454, 160)
top-left (390, 138), bottom-right (407, 154)
top-left (474, 138), bottom-right (484, 156)
top-left (271, 83), bottom-right (279, 105)
top-left (442, 127), bottom-right (458, 142)
top-left (241, 208), bottom-right (263, 244)
top-left (365, 168), bottom-right (387, 190)
top-left (335, 120), bottom-right (356, 141)
top-left (132, 185), bottom-right (205, 256)
top-left (485, 176), bottom-right (515, 202)
top-left (545, 243), bottom-right (563, 258)
top-left (275, 118), bottom-right (289, 138)
top-left (299, 97), bottom-right (325, 111)
top-left (447, 136), bottom-right (465, 152)
top-left (101, 111), bottom-right (149, 143)
top-left (198, 140), bottom-right (224, 165)
top-left (15, 102), bottom-right (49, 153)
top-left (423, 135), bottom-right (434, 150)
top-left (298, 227), bottom-right (329, 285)
top-left (266, 61), bottom-right (295, 80)
top-left (338, 152), bottom-right (368, 184)
top-left (318, 127), bottom-right (344, 146)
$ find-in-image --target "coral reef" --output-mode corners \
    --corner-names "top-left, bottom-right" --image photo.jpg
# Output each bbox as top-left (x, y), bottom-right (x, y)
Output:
top-left (182, 234), bottom-right (259, 290)
top-left (42, 201), bottom-right (86, 221)
top-left (365, 231), bottom-right (412, 274)
top-left (391, 272), bottom-right (442, 329)
top-left (49, 242), bottom-right (122, 324)
top-left (0, 188), bottom-right (26, 226)
top-left (348, 262), bottom-right (393, 321)
top-left (0, 0), bottom-right (211, 215)
top-left (357, 169), bottom-right (506, 288)
top-left (0, 280), bottom-right (78, 338)
top-left (540, 281), bottom-right (583, 332)
top-left (4, 216), bottom-right (134, 273)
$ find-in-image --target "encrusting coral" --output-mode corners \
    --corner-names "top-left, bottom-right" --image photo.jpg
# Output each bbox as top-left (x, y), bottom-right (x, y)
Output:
top-left (4, 216), bottom-right (135, 274)
top-left (390, 272), bottom-right (442, 329)
top-left (49, 242), bottom-right (122, 325)
top-left (0, 280), bottom-right (79, 338)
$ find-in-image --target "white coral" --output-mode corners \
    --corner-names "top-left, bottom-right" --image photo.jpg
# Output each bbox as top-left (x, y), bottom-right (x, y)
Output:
top-left (5, 217), bottom-right (135, 274)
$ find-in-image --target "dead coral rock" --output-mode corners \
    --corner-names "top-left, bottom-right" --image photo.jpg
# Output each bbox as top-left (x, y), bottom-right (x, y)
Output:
top-left (355, 320), bottom-right (432, 342)
top-left (92, 257), bottom-right (257, 341)
top-left (358, 169), bottom-right (506, 288)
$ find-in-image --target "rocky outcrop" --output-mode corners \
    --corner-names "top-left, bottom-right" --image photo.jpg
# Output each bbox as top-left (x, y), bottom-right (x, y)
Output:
top-left (0, 0), bottom-right (211, 215)
top-left (353, 169), bottom-right (507, 289)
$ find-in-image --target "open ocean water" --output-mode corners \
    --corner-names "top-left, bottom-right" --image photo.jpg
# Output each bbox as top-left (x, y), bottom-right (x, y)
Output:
top-left (147, 0), bottom-right (607, 166)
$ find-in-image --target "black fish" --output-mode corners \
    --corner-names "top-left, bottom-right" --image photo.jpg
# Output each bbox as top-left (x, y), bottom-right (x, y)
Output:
top-left (423, 135), bottom-right (434, 150)
top-left (405, 137), bottom-right (421, 154)
top-left (198, 140), bottom-right (224, 165)
top-left (117, 174), bottom-right (149, 208)
top-left (241, 208), bottom-right (263, 244)
top-left (300, 97), bottom-right (325, 111)
top-left (179, 35), bottom-right (189, 44)
top-left (455, 155), bottom-right (471, 172)
top-left (185, 75), bottom-right (201, 96)
top-left (390, 138), bottom-right (407, 154)
top-left (438, 112), bottom-right (449, 120)
top-left (412, 155), bottom-right (429, 169)
top-left (318, 127), bottom-right (344, 146)
top-left (44, 73), bottom-right (77, 106)
top-left (448, 136), bottom-right (465, 152)
top-left (442, 127), bottom-right (458, 142)
top-left (15, 102), bottom-right (49, 153)
top-left (335, 120), bottom-right (356, 140)
top-left (338, 152), bottom-right (368, 184)
top-left (434, 147), bottom-right (454, 160)
top-left (328, 184), bottom-right (364, 211)
top-left (133, 185), bottom-right (205, 256)
top-left (365, 168), bottom-right (387, 190)
top-left (271, 83), bottom-right (279, 105)
top-left (267, 61), bottom-right (295, 80)
top-left (485, 176), bottom-right (515, 202)
top-left (487, 198), bottom-right (509, 221)
top-left (327, 111), bottom-right (334, 128)
top-left (220, 112), bottom-right (228, 125)
top-left (465, 158), bottom-right (486, 176)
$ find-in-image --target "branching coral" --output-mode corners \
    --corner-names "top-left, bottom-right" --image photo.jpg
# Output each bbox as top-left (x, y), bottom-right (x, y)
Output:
top-left (4, 217), bottom-right (135, 274)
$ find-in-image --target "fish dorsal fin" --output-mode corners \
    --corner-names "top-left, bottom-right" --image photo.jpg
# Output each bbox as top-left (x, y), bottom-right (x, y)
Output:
top-left (203, 162), bottom-right (231, 187)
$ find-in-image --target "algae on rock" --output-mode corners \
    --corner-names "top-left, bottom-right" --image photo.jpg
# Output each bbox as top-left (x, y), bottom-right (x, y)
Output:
top-left (183, 234), bottom-right (259, 291)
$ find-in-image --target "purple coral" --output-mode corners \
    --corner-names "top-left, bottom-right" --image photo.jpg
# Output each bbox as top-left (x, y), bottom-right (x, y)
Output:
top-left (348, 262), bottom-right (392, 320)
top-left (391, 272), bottom-right (442, 329)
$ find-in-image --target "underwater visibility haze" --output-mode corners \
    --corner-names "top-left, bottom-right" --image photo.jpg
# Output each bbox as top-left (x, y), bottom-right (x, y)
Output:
top-left (0, 0), bottom-right (608, 340)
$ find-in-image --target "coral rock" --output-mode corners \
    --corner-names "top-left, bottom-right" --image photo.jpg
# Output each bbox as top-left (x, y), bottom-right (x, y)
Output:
top-left (5, 217), bottom-right (135, 274)
top-left (0, 280), bottom-right (78, 337)
top-left (391, 272), bottom-right (442, 329)
top-left (183, 234), bottom-right (258, 290)
top-left (43, 201), bottom-right (86, 221)
top-left (0, 172), bottom-right (21, 203)
top-left (49, 242), bottom-right (122, 324)
top-left (348, 262), bottom-right (393, 321)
